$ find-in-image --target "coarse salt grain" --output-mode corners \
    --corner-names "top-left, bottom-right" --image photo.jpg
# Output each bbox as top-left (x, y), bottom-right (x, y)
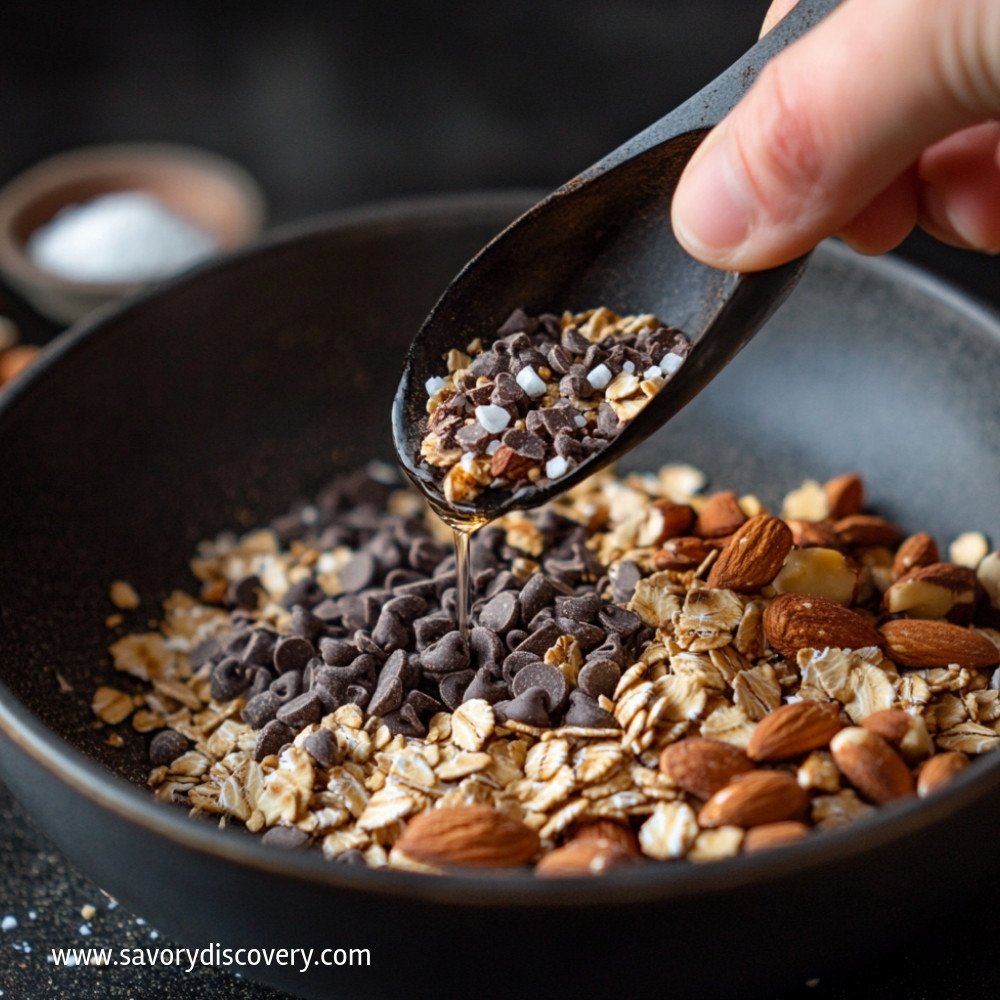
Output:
top-left (27, 191), bottom-right (216, 284)
top-left (515, 365), bottom-right (546, 399)
top-left (659, 353), bottom-right (683, 375)
top-left (425, 376), bottom-right (447, 397)
top-left (586, 363), bottom-right (612, 390)
top-left (545, 455), bottom-right (569, 480)
top-left (475, 404), bottom-right (511, 434)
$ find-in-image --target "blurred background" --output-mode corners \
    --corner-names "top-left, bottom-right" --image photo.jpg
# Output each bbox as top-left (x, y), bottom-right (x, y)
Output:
top-left (1, 0), bottom-right (996, 343)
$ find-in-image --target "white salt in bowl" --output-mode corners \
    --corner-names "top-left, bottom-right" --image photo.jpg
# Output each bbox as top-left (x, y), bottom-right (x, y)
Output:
top-left (0, 144), bottom-right (266, 324)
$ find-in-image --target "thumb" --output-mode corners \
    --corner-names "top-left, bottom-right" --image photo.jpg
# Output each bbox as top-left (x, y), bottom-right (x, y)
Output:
top-left (671, 0), bottom-right (1000, 270)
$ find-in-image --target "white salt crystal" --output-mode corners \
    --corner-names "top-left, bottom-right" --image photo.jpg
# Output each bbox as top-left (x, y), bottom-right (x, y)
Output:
top-left (659, 353), bottom-right (683, 375)
top-left (475, 404), bottom-right (511, 434)
top-left (425, 375), bottom-right (447, 397)
top-left (545, 456), bottom-right (569, 480)
top-left (586, 363), bottom-right (612, 389)
top-left (515, 365), bottom-right (546, 398)
top-left (27, 191), bottom-right (216, 283)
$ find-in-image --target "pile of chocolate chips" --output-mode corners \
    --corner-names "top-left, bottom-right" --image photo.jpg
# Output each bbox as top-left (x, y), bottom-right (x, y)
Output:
top-left (181, 467), bottom-right (654, 766)
top-left (419, 308), bottom-right (690, 502)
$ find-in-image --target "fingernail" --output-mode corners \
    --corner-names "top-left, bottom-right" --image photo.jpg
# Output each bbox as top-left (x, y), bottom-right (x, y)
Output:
top-left (673, 129), bottom-right (755, 256)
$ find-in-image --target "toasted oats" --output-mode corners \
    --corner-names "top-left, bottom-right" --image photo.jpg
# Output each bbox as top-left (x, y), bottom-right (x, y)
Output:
top-left (525, 739), bottom-right (570, 781)
top-left (673, 588), bottom-right (743, 651)
top-left (732, 665), bottom-right (782, 721)
top-left (450, 699), bottom-right (495, 751)
top-left (812, 789), bottom-right (875, 829)
top-left (91, 685), bottom-right (136, 725)
top-left (629, 574), bottom-right (684, 628)
top-left (935, 722), bottom-right (1000, 754)
top-left (688, 826), bottom-right (744, 862)
top-left (639, 801), bottom-right (698, 860)
top-left (700, 704), bottom-right (757, 748)
top-left (357, 784), bottom-right (419, 831)
top-left (797, 751), bottom-right (841, 793)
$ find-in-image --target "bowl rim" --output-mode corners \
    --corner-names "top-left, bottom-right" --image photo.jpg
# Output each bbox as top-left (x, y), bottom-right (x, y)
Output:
top-left (1, 189), bottom-right (999, 907)
top-left (0, 141), bottom-right (267, 295)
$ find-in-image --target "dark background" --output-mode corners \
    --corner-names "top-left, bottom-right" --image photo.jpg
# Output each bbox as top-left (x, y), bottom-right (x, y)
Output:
top-left (0, 2), bottom-right (997, 998)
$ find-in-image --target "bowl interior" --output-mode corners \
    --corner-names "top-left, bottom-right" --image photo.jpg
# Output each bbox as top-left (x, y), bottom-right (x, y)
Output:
top-left (0, 191), bottom-right (998, 819)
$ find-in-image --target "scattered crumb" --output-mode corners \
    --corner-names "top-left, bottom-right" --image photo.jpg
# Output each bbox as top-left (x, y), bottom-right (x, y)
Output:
top-left (80, 904), bottom-right (96, 921)
top-left (55, 673), bottom-right (74, 694)
top-left (1, 915), bottom-right (17, 932)
top-left (106, 613), bottom-right (125, 629)
top-left (110, 580), bottom-right (141, 610)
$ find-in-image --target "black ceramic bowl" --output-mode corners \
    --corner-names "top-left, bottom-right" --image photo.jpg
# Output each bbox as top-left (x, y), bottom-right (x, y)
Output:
top-left (1, 193), bottom-right (998, 1000)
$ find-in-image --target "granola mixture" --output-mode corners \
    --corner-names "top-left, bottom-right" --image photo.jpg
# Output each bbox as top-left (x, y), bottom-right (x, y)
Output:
top-left (94, 464), bottom-right (1000, 874)
top-left (418, 307), bottom-right (690, 503)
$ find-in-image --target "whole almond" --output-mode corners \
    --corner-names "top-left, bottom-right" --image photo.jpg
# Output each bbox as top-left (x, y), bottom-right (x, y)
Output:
top-left (698, 770), bottom-right (807, 829)
top-left (830, 727), bottom-right (914, 803)
top-left (883, 562), bottom-right (980, 622)
top-left (785, 518), bottom-right (842, 549)
top-left (394, 805), bottom-right (539, 868)
top-left (834, 514), bottom-right (904, 548)
top-left (747, 701), bottom-right (843, 762)
top-left (862, 708), bottom-right (933, 762)
top-left (742, 820), bottom-right (810, 854)
top-left (892, 532), bottom-right (941, 579)
top-left (763, 593), bottom-right (883, 660)
top-left (707, 514), bottom-right (793, 592)
top-left (917, 751), bottom-right (969, 798)
top-left (652, 536), bottom-right (715, 570)
top-left (534, 838), bottom-right (633, 877)
top-left (879, 619), bottom-right (1000, 670)
top-left (659, 737), bottom-right (753, 800)
top-left (571, 820), bottom-right (641, 856)
top-left (824, 473), bottom-right (865, 519)
top-left (693, 491), bottom-right (747, 538)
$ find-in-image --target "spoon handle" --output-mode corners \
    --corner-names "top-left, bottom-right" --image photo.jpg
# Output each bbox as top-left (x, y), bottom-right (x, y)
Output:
top-left (582, 0), bottom-right (843, 178)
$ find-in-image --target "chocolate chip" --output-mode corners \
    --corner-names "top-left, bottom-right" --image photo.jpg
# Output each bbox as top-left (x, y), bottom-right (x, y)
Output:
top-left (552, 431), bottom-right (586, 460)
top-left (511, 662), bottom-right (568, 713)
top-left (413, 614), bottom-right (455, 650)
top-left (254, 719), bottom-right (294, 761)
top-left (149, 729), bottom-right (189, 766)
top-left (501, 428), bottom-right (546, 463)
top-left (270, 671), bottom-right (303, 704)
top-left (247, 666), bottom-right (274, 698)
top-left (381, 703), bottom-right (425, 738)
top-left (312, 598), bottom-right (343, 623)
top-left (612, 560), bottom-right (642, 603)
top-left (188, 637), bottom-right (222, 669)
top-left (484, 571), bottom-right (521, 599)
top-left (588, 633), bottom-right (627, 667)
top-left (353, 630), bottom-right (388, 659)
top-left (394, 577), bottom-right (438, 601)
top-left (561, 326), bottom-right (590, 354)
top-left (228, 574), bottom-right (262, 610)
top-left (210, 657), bottom-right (251, 701)
top-left (555, 593), bottom-right (602, 621)
top-left (367, 649), bottom-right (412, 717)
top-left (563, 690), bottom-right (618, 729)
top-left (501, 650), bottom-right (540, 686)
top-left (497, 307), bottom-right (539, 337)
top-left (405, 689), bottom-right (441, 716)
top-left (273, 636), bottom-right (315, 674)
top-left (554, 617), bottom-right (605, 652)
top-left (276, 690), bottom-right (323, 730)
top-left (538, 406), bottom-right (579, 437)
top-left (242, 630), bottom-right (276, 667)
top-left (469, 626), bottom-right (504, 670)
top-left (262, 826), bottom-right (310, 851)
top-left (408, 538), bottom-right (447, 574)
top-left (242, 691), bottom-right (281, 728)
top-left (319, 637), bottom-right (357, 666)
top-left (519, 573), bottom-right (556, 623)
top-left (462, 666), bottom-right (509, 705)
top-left (492, 371), bottom-right (526, 408)
top-left (289, 606), bottom-right (324, 643)
top-left (514, 621), bottom-right (563, 658)
top-left (346, 654), bottom-right (380, 689)
top-left (303, 727), bottom-right (342, 768)
top-left (497, 687), bottom-right (551, 727)
top-left (282, 577), bottom-right (325, 610)
top-left (578, 659), bottom-right (621, 700)
top-left (598, 604), bottom-right (641, 638)
top-left (595, 402), bottom-right (621, 438)
top-left (339, 551), bottom-right (377, 593)
top-left (310, 665), bottom-right (349, 712)
top-left (371, 610), bottom-right (408, 654)
top-left (479, 590), bottom-right (520, 634)
top-left (547, 344), bottom-right (574, 375)
top-left (421, 630), bottom-right (469, 674)
top-left (438, 670), bottom-right (475, 711)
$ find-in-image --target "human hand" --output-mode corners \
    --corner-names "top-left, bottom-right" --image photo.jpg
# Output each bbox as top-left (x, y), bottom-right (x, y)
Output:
top-left (671, 0), bottom-right (1000, 271)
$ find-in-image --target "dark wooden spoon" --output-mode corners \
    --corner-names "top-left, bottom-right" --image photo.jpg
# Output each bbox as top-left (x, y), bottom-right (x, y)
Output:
top-left (393, 0), bottom-right (841, 525)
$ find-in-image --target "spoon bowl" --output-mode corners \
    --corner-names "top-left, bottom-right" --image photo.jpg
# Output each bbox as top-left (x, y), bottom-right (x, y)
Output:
top-left (393, 0), bottom-right (839, 522)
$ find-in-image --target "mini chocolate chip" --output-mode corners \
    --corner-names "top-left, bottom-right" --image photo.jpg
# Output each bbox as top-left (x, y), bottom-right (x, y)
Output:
top-left (598, 604), bottom-right (641, 638)
top-left (554, 617), bottom-right (605, 652)
top-left (268, 671), bottom-right (303, 709)
top-left (241, 631), bottom-right (276, 667)
top-left (552, 431), bottom-right (586, 460)
top-left (547, 344), bottom-right (574, 375)
top-left (339, 551), bottom-right (377, 593)
top-left (405, 689), bottom-right (441, 716)
top-left (501, 428), bottom-right (546, 463)
top-left (261, 826), bottom-right (310, 851)
top-left (563, 690), bottom-right (618, 729)
top-left (367, 649), bottom-right (412, 717)
top-left (479, 590), bottom-right (520, 634)
top-left (555, 593), bottom-right (602, 621)
top-left (484, 571), bottom-right (521, 598)
top-left (538, 406), bottom-right (579, 437)
top-left (242, 691), bottom-right (281, 729)
top-left (492, 371), bottom-right (526, 407)
top-left (497, 687), bottom-right (551, 727)
top-left (466, 383), bottom-right (495, 406)
top-left (505, 629), bottom-right (528, 651)
top-left (319, 637), bottom-right (357, 666)
top-left (438, 669), bottom-right (475, 710)
top-left (462, 666), bottom-right (510, 705)
top-left (303, 727), bottom-right (342, 768)
top-left (254, 719), bottom-right (295, 761)
top-left (519, 573), bottom-right (556, 623)
top-left (381, 703), bottom-right (425, 738)
top-left (394, 577), bottom-right (439, 601)
top-left (273, 636), bottom-right (315, 675)
top-left (346, 653), bottom-right (380, 688)
top-left (421, 630), bottom-right (469, 674)
top-left (612, 560), bottom-right (642, 603)
top-left (469, 626), bottom-right (504, 670)
top-left (371, 610), bottom-right (408, 654)
top-left (588, 633), bottom-right (627, 667)
top-left (501, 650), bottom-right (540, 686)
top-left (228, 574), bottom-right (262, 610)
top-left (497, 307), bottom-right (539, 337)
top-left (276, 690), bottom-right (323, 730)
top-left (353, 630), bottom-right (387, 659)
top-left (559, 372), bottom-right (594, 399)
top-left (247, 665), bottom-right (274, 698)
top-left (408, 538), bottom-right (447, 574)
top-left (345, 683), bottom-right (371, 709)
top-left (188, 637), bottom-right (222, 669)
top-left (561, 326), bottom-right (590, 354)
top-left (578, 659), bottom-right (621, 700)
top-left (149, 729), bottom-right (189, 766)
top-left (511, 662), bottom-right (568, 713)
top-left (515, 621), bottom-right (563, 657)
top-left (210, 657), bottom-right (251, 701)
top-left (312, 598), bottom-right (343, 623)
top-left (282, 577), bottom-right (325, 610)
top-left (289, 606), bottom-right (324, 643)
